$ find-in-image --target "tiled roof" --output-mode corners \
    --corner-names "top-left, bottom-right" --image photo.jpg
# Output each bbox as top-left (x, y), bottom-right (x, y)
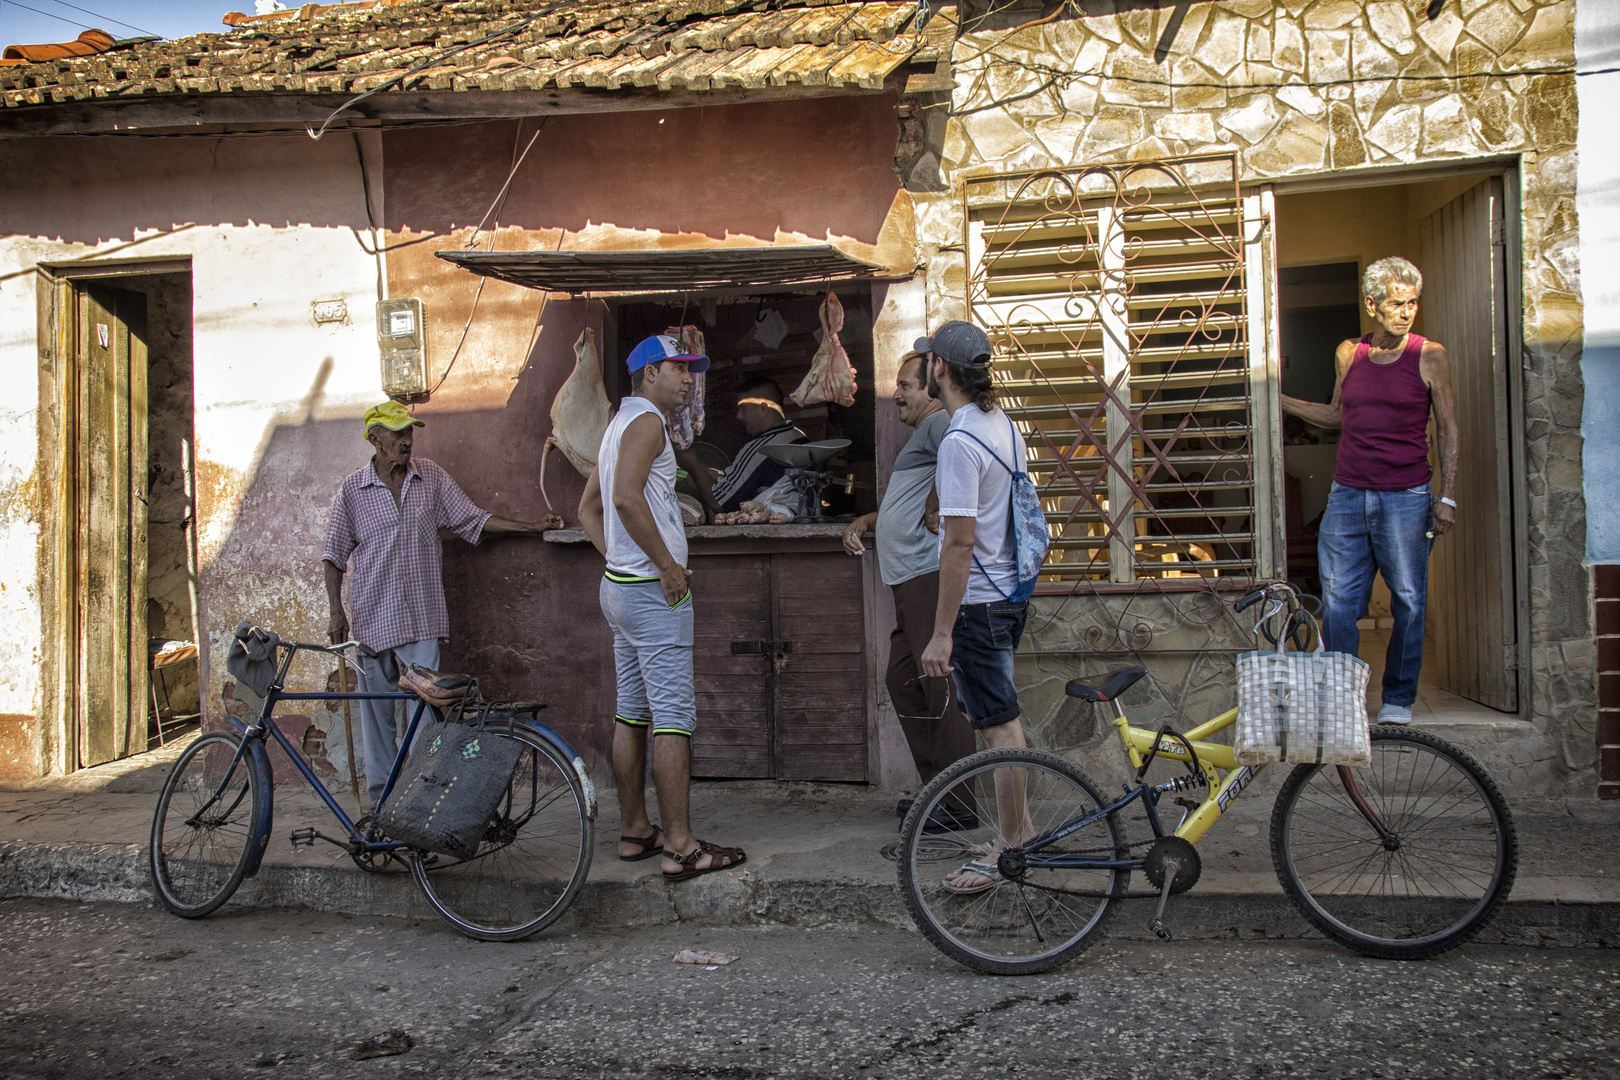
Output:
top-left (0, 0), bottom-right (925, 112)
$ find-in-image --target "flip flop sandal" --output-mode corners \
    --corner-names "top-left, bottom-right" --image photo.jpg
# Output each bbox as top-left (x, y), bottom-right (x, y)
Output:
top-left (618, 826), bottom-right (664, 862)
top-left (941, 858), bottom-right (1001, 895)
top-left (662, 840), bottom-right (747, 880)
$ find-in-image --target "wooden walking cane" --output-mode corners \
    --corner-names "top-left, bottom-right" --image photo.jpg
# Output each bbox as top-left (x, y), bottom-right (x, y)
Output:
top-left (336, 658), bottom-right (362, 813)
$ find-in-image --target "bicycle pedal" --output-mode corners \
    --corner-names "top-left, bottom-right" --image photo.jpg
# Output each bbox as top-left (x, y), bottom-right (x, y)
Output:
top-left (1148, 919), bottom-right (1173, 941)
top-left (289, 828), bottom-right (318, 848)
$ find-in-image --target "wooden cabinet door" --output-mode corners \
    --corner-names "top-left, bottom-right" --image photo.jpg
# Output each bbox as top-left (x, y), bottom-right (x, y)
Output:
top-left (771, 552), bottom-right (867, 782)
top-left (690, 554), bottom-right (772, 777)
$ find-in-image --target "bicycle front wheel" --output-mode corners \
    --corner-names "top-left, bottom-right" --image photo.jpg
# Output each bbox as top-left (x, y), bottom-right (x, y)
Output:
top-left (897, 748), bottom-right (1127, 976)
top-left (150, 729), bottom-right (263, 918)
top-left (1271, 725), bottom-right (1518, 959)
top-left (411, 723), bottom-right (594, 942)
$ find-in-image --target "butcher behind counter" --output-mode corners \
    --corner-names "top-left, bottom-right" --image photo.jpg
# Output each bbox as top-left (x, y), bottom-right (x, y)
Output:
top-left (677, 377), bottom-right (806, 524)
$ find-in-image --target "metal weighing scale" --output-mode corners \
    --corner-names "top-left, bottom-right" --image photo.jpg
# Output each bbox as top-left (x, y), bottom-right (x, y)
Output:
top-left (759, 438), bottom-right (853, 523)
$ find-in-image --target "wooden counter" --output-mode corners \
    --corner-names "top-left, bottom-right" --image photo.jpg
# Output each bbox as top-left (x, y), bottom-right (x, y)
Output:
top-left (545, 523), bottom-right (874, 781)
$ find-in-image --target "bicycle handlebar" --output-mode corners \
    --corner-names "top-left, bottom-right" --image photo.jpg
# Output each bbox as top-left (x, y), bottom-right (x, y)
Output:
top-left (1235, 581), bottom-right (1300, 613)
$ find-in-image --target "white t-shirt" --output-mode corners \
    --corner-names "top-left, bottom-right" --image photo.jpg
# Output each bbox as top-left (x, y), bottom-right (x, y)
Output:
top-left (597, 396), bottom-right (688, 579)
top-left (935, 404), bottom-right (1028, 605)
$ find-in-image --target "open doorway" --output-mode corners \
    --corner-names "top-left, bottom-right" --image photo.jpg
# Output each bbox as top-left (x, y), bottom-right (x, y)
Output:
top-left (1274, 172), bottom-right (1524, 721)
top-left (49, 267), bottom-right (197, 768)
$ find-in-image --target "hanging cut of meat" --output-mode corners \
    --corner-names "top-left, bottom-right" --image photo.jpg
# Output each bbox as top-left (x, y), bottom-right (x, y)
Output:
top-left (664, 324), bottom-right (707, 449)
top-left (788, 292), bottom-right (856, 409)
top-left (539, 327), bottom-right (612, 514)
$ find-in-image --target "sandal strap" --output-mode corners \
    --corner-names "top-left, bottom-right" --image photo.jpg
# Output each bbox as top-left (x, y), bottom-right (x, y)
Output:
top-left (662, 840), bottom-right (745, 868)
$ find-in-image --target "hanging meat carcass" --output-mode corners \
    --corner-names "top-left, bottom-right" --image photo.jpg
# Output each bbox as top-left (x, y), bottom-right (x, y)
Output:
top-left (539, 327), bottom-right (612, 515)
top-left (788, 292), bottom-right (856, 409)
top-left (663, 324), bottom-right (707, 450)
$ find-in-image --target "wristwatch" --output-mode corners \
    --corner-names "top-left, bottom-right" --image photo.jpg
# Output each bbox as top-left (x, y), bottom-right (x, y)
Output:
top-left (1437, 496), bottom-right (1458, 509)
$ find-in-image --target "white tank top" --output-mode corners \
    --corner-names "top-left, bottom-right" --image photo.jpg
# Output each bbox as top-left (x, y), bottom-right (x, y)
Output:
top-left (597, 396), bottom-right (688, 579)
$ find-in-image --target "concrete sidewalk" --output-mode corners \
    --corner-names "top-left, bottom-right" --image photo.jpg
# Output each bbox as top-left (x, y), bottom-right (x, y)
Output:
top-left (2, 736), bottom-right (1616, 947)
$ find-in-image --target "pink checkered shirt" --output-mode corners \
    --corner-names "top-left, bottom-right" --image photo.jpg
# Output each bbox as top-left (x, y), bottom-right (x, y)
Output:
top-left (323, 457), bottom-right (490, 652)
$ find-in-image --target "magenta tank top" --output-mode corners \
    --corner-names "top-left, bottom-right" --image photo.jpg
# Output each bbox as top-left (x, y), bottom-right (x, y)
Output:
top-left (1333, 333), bottom-right (1432, 490)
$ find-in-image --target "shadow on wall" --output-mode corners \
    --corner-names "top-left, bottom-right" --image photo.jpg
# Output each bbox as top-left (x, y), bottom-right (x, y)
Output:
top-left (205, 299), bottom-right (617, 782)
top-left (381, 98), bottom-right (903, 245)
top-left (0, 130), bottom-right (376, 247)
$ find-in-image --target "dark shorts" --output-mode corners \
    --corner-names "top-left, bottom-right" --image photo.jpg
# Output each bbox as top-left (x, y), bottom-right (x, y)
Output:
top-left (950, 600), bottom-right (1029, 730)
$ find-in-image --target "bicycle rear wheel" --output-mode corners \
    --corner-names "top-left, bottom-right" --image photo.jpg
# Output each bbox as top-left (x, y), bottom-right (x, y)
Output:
top-left (411, 723), bottom-right (594, 942)
top-left (150, 729), bottom-right (263, 918)
top-left (897, 748), bottom-right (1127, 975)
top-left (1271, 725), bottom-right (1517, 959)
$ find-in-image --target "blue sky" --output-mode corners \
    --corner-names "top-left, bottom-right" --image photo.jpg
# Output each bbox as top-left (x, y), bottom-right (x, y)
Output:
top-left (1, 0), bottom-right (235, 47)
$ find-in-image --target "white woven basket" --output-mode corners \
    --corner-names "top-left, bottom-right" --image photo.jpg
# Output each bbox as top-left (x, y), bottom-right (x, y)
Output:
top-left (1235, 632), bottom-right (1372, 767)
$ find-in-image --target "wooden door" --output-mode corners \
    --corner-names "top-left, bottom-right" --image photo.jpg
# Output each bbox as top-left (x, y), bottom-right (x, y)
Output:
top-left (689, 550), bottom-right (869, 781)
top-left (75, 285), bottom-right (149, 766)
top-left (1418, 178), bottom-right (1518, 711)
top-left (690, 554), bottom-right (773, 777)
top-left (771, 552), bottom-right (867, 782)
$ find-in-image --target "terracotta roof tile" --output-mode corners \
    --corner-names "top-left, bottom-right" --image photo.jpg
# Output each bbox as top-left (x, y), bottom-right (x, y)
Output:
top-left (0, 0), bottom-right (923, 111)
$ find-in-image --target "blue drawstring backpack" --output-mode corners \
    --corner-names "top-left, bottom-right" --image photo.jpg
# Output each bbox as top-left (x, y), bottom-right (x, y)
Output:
top-left (945, 413), bottom-right (1050, 602)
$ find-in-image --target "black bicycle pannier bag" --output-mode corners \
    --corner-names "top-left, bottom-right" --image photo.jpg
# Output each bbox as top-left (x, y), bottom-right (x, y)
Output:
top-left (375, 721), bottom-right (523, 860)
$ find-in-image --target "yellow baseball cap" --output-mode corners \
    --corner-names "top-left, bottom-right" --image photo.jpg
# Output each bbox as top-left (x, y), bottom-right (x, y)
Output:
top-left (362, 401), bottom-right (424, 436)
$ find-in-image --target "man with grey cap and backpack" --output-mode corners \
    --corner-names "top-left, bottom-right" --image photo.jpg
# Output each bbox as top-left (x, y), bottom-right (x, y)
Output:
top-left (916, 320), bottom-right (1048, 894)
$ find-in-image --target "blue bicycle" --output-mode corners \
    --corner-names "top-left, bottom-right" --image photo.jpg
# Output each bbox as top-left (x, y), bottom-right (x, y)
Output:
top-left (148, 633), bottom-right (597, 941)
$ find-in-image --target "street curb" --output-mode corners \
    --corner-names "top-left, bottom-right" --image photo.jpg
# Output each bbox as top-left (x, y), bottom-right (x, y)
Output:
top-left (2, 840), bottom-right (1616, 948)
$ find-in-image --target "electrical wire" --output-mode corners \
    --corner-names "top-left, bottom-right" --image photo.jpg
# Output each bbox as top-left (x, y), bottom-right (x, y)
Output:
top-left (425, 116), bottom-right (547, 397)
top-left (1, 0), bottom-right (93, 32)
top-left (41, 0), bottom-right (157, 37)
top-left (306, 0), bottom-right (573, 141)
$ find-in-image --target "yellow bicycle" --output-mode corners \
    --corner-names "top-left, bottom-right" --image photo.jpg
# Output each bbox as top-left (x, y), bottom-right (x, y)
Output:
top-left (897, 582), bottom-right (1519, 975)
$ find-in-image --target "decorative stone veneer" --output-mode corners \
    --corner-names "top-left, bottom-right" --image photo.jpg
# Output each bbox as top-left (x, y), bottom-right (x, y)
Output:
top-left (913, 0), bottom-right (1589, 795)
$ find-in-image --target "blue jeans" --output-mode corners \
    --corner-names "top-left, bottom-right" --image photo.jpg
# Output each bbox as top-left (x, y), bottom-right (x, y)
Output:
top-left (1317, 482), bottom-right (1435, 708)
top-left (950, 601), bottom-right (1029, 729)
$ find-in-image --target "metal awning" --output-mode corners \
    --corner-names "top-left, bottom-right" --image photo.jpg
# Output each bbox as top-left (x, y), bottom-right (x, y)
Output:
top-left (435, 246), bottom-right (902, 295)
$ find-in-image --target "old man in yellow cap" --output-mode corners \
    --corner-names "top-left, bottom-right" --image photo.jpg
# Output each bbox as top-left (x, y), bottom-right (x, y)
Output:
top-left (322, 401), bottom-right (556, 806)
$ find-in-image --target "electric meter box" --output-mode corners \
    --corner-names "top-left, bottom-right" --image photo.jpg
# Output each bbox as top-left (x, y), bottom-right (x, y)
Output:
top-left (377, 298), bottom-right (428, 398)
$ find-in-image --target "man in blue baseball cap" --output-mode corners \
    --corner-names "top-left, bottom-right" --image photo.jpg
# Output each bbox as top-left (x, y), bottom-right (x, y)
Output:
top-left (578, 334), bottom-right (746, 881)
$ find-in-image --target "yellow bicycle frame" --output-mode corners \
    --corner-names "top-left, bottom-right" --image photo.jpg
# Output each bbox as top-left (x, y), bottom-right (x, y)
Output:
top-left (1108, 704), bottom-right (1267, 845)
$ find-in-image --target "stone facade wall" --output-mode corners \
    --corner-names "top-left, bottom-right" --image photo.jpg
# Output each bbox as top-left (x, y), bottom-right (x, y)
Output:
top-left (913, 0), bottom-right (1589, 794)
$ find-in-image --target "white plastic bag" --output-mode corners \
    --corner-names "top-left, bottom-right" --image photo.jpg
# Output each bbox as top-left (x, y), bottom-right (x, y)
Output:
top-left (1235, 629), bottom-right (1371, 767)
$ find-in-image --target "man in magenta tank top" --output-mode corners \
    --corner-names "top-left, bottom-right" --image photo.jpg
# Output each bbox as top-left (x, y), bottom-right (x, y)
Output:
top-left (1280, 257), bottom-right (1460, 723)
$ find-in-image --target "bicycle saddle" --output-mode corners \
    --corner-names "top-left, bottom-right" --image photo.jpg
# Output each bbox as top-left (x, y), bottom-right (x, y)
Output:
top-left (1065, 667), bottom-right (1148, 703)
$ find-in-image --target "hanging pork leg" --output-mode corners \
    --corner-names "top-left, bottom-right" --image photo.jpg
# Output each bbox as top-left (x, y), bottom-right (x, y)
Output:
top-left (663, 324), bottom-right (707, 449)
top-left (788, 292), bottom-right (856, 408)
top-left (539, 326), bottom-right (613, 515)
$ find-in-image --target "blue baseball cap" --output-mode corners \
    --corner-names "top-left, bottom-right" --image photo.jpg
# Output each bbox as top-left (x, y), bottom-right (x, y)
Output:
top-left (626, 334), bottom-right (710, 374)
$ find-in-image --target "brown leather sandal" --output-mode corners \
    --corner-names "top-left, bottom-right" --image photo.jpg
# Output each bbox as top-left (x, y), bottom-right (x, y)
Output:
top-left (661, 840), bottom-right (747, 880)
top-left (618, 825), bottom-right (664, 862)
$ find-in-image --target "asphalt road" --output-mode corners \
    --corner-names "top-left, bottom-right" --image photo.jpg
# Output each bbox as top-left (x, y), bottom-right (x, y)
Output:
top-left (2, 898), bottom-right (1615, 1080)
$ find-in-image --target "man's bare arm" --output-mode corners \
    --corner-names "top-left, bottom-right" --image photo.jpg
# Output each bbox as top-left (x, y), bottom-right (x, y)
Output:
top-left (1280, 340), bottom-right (1355, 429)
top-left (613, 413), bottom-right (691, 605)
top-left (480, 514), bottom-right (558, 537)
top-left (578, 467), bottom-right (607, 556)
top-left (1422, 340), bottom-right (1461, 535)
top-left (675, 444), bottom-right (721, 517)
top-left (921, 516), bottom-right (975, 678)
top-left (323, 559), bottom-right (349, 643)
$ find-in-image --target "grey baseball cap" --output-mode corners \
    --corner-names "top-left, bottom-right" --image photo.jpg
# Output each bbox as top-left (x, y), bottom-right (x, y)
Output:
top-left (914, 321), bottom-right (992, 368)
